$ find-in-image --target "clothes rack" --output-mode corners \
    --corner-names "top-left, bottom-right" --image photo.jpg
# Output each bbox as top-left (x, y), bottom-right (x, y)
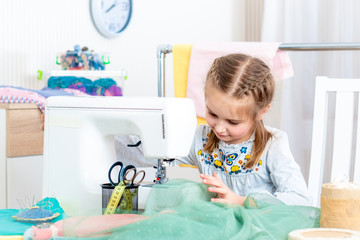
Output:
top-left (156, 42), bottom-right (360, 97)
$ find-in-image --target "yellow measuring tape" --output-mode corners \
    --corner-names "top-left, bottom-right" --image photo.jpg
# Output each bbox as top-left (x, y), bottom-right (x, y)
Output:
top-left (104, 182), bottom-right (138, 215)
top-left (120, 188), bottom-right (138, 211)
top-left (104, 182), bottom-right (126, 215)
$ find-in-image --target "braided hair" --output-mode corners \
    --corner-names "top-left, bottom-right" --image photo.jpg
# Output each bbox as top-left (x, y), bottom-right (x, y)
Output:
top-left (203, 54), bottom-right (275, 169)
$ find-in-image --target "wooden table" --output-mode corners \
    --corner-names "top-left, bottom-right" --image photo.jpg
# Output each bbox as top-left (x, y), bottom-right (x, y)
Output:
top-left (0, 103), bottom-right (44, 209)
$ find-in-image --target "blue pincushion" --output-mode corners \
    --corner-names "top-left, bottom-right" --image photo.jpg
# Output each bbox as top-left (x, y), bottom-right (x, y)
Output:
top-left (12, 206), bottom-right (59, 223)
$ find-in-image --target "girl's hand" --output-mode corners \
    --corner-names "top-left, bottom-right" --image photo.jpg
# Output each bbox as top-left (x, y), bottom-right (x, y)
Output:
top-left (200, 172), bottom-right (246, 206)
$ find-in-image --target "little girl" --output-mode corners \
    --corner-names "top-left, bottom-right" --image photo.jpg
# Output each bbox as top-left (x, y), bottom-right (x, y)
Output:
top-left (177, 53), bottom-right (311, 206)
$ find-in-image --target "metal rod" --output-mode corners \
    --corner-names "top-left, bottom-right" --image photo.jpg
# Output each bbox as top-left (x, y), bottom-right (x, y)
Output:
top-left (156, 44), bottom-right (172, 97)
top-left (279, 42), bottom-right (360, 51)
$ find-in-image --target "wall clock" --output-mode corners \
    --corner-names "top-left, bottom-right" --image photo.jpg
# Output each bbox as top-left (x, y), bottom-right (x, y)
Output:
top-left (90, 0), bottom-right (132, 38)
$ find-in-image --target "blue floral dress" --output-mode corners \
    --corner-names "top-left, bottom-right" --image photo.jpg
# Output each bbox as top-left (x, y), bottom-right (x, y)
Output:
top-left (177, 125), bottom-right (312, 206)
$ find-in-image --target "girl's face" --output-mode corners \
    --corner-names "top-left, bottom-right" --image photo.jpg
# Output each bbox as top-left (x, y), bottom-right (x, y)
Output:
top-left (205, 84), bottom-right (255, 145)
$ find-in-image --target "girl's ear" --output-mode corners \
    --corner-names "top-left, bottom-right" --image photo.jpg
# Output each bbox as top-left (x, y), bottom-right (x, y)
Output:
top-left (256, 105), bottom-right (270, 121)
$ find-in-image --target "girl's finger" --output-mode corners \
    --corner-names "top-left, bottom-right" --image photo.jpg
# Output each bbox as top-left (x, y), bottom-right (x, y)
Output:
top-left (199, 173), bottom-right (210, 179)
top-left (200, 173), bottom-right (226, 189)
top-left (202, 177), bottom-right (222, 188)
top-left (208, 186), bottom-right (227, 195)
top-left (200, 172), bottom-right (219, 180)
top-left (200, 174), bottom-right (217, 183)
top-left (210, 197), bottom-right (227, 204)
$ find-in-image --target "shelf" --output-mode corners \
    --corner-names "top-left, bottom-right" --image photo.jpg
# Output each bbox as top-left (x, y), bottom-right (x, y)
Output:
top-left (50, 70), bottom-right (125, 78)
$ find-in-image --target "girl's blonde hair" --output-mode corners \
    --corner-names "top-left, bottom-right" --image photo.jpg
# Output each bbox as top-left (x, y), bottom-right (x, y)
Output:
top-left (203, 53), bottom-right (275, 169)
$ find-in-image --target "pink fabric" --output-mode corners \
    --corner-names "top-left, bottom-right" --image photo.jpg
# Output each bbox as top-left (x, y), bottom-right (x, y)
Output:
top-left (186, 42), bottom-right (294, 118)
top-left (32, 214), bottom-right (149, 239)
top-left (0, 87), bottom-right (46, 112)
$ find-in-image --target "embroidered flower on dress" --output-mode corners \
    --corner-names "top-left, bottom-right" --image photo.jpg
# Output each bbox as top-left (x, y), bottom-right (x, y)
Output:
top-left (240, 147), bottom-right (247, 153)
top-left (197, 137), bottom-right (264, 174)
top-left (230, 165), bottom-right (241, 175)
top-left (214, 160), bottom-right (224, 170)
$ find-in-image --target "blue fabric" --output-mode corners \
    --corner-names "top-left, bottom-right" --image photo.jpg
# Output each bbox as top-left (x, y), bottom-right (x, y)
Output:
top-left (0, 198), bottom-right (66, 236)
top-left (47, 76), bottom-right (92, 90)
top-left (34, 88), bottom-right (73, 98)
top-left (47, 76), bottom-right (122, 96)
top-left (0, 85), bottom-right (73, 98)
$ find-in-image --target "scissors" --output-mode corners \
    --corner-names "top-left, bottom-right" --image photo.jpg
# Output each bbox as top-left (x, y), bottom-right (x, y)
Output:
top-left (108, 161), bottom-right (145, 187)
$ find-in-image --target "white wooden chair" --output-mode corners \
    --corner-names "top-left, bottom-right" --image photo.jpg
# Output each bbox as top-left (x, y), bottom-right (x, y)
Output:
top-left (308, 76), bottom-right (360, 207)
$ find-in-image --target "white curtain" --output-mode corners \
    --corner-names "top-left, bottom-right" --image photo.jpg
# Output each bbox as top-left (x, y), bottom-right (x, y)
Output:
top-left (261, 0), bottom-right (360, 182)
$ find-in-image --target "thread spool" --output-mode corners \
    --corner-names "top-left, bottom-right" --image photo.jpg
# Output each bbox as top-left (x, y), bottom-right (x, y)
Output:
top-left (288, 228), bottom-right (360, 240)
top-left (320, 182), bottom-right (360, 231)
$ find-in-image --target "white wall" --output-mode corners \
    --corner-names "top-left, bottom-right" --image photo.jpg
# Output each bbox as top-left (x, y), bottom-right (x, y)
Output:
top-left (0, 0), bottom-right (244, 97)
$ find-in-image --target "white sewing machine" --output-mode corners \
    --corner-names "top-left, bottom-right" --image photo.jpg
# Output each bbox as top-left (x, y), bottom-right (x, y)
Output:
top-left (43, 96), bottom-right (197, 216)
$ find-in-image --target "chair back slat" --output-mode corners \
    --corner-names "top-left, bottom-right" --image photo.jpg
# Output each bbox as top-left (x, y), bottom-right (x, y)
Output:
top-left (308, 76), bottom-right (329, 207)
top-left (331, 91), bottom-right (354, 181)
top-left (354, 97), bottom-right (360, 183)
top-left (309, 76), bottom-right (360, 207)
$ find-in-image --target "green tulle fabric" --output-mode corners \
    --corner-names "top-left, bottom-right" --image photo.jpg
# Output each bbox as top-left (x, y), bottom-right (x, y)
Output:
top-left (97, 179), bottom-right (320, 240)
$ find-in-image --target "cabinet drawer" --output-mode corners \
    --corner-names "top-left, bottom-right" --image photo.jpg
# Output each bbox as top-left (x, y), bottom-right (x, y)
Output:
top-left (5, 104), bottom-right (44, 157)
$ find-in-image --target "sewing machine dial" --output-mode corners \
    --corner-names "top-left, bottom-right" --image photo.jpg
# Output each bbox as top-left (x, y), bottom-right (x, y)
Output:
top-left (90, 0), bottom-right (132, 38)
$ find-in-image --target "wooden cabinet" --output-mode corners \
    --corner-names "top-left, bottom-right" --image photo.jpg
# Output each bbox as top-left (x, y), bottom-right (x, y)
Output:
top-left (0, 103), bottom-right (44, 209)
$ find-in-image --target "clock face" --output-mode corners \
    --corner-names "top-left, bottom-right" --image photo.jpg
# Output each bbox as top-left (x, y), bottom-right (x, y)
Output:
top-left (90, 0), bottom-right (132, 38)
